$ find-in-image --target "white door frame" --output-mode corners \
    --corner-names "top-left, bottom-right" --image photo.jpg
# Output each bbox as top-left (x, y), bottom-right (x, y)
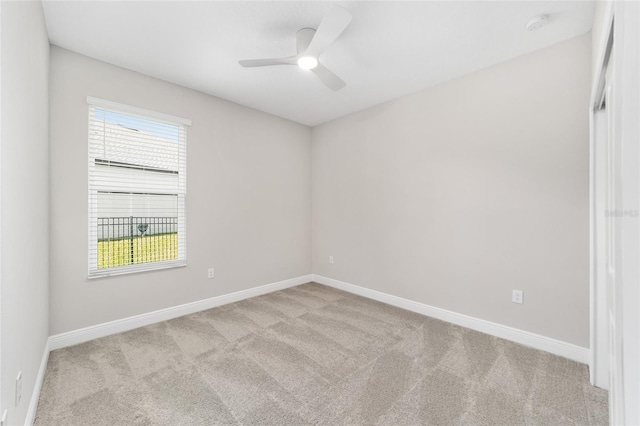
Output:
top-left (615, 2), bottom-right (640, 424)
top-left (0, 2), bottom-right (3, 418)
top-left (590, 2), bottom-right (640, 425)
top-left (589, 0), bottom-right (614, 392)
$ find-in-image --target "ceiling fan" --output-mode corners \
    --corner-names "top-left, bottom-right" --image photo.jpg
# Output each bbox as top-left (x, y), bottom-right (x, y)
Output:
top-left (239, 5), bottom-right (352, 91)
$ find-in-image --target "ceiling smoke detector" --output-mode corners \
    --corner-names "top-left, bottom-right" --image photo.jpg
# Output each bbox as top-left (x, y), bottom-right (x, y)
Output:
top-left (526, 14), bottom-right (549, 31)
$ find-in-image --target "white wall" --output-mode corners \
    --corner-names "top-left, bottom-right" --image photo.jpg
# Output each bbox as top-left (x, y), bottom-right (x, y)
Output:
top-left (0, 1), bottom-right (50, 424)
top-left (49, 47), bottom-right (311, 335)
top-left (312, 34), bottom-right (592, 347)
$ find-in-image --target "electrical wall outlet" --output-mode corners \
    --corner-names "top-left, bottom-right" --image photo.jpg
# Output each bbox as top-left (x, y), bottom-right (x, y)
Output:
top-left (329, 256), bottom-right (334, 264)
top-left (512, 290), bottom-right (524, 304)
top-left (207, 268), bottom-right (215, 279)
top-left (15, 371), bottom-right (22, 406)
top-left (1, 409), bottom-right (8, 426)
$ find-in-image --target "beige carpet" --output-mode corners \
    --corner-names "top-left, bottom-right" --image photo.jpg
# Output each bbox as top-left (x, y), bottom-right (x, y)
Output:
top-left (35, 282), bottom-right (608, 425)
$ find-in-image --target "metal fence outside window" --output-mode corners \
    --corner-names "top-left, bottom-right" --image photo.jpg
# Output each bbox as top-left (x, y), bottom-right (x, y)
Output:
top-left (97, 216), bottom-right (178, 268)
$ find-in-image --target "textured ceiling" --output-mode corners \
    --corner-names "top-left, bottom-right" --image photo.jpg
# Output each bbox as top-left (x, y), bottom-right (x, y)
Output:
top-left (42, 1), bottom-right (595, 126)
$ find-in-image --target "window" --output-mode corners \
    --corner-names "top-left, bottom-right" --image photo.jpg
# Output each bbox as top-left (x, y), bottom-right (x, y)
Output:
top-left (88, 97), bottom-right (189, 278)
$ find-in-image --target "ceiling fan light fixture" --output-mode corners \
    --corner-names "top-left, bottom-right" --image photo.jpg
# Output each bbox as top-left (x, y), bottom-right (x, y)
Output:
top-left (297, 55), bottom-right (318, 70)
top-left (239, 4), bottom-right (350, 90)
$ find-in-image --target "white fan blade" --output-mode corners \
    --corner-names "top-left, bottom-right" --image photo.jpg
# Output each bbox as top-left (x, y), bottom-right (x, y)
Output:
top-left (305, 5), bottom-right (352, 58)
top-left (311, 63), bottom-right (346, 91)
top-left (239, 57), bottom-right (297, 67)
top-left (296, 28), bottom-right (316, 55)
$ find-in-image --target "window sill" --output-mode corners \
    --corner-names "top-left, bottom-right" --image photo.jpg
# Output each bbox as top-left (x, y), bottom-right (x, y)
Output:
top-left (88, 260), bottom-right (187, 279)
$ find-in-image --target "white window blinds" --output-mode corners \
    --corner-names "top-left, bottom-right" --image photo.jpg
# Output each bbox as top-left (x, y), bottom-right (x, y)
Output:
top-left (87, 97), bottom-right (189, 278)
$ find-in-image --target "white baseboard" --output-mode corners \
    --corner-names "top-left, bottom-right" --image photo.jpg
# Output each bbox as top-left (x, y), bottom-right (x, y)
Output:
top-left (25, 339), bottom-right (50, 426)
top-left (312, 274), bottom-right (589, 364)
top-left (49, 274), bottom-right (313, 351)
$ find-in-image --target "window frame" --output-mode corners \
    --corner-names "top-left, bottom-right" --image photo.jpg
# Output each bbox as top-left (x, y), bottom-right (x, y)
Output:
top-left (87, 97), bottom-right (190, 278)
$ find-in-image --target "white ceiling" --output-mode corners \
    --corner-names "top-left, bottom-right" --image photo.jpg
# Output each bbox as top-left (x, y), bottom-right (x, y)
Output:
top-left (42, 1), bottom-right (595, 127)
